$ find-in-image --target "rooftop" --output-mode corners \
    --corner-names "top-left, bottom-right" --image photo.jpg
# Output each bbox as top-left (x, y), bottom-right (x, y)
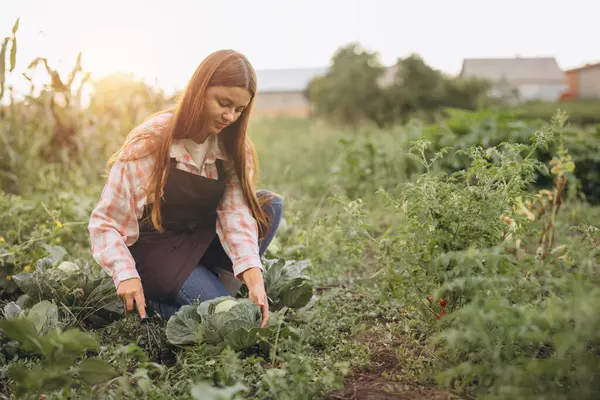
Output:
top-left (255, 67), bottom-right (328, 93)
top-left (460, 57), bottom-right (565, 83)
top-left (566, 61), bottom-right (600, 72)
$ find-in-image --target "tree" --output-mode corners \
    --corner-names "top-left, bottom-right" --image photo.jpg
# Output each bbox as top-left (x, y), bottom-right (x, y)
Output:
top-left (306, 43), bottom-right (388, 130)
top-left (385, 54), bottom-right (447, 120)
top-left (306, 44), bottom-right (493, 129)
top-left (444, 76), bottom-right (492, 110)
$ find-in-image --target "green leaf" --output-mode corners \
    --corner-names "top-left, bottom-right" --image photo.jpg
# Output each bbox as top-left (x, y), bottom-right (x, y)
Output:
top-left (262, 258), bottom-right (314, 310)
top-left (26, 300), bottom-right (59, 335)
top-left (16, 294), bottom-right (34, 309)
top-left (197, 295), bottom-right (236, 318)
top-left (281, 280), bottom-right (314, 309)
top-left (130, 368), bottom-right (152, 393)
top-left (3, 301), bottom-right (22, 319)
top-left (9, 37), bottom-right (16, 72)
top-left (76, 359), bottom-right (116, 384)
top-left (190, 381), bottom-right (246, 400)
top-left (42, 244), bottom-right (68, 261)
top-left (11, 272), bottom-right (43, 297)
top-left (39, 328), bottom-right (99, 363)
top-left (223, 327), bottom-right (270, 351)
top-left (11, 18), bottom-right (20, 35)
top-left (197, 298), bottom-right (262, 346)
top-left (165, 305), bottom-right (203, 345)
top-left (0, 37), bottom-right (8, 99)
top-left (217, 318), bottom-right (259, 342)
top-left (10, 364), bottom-right (74, 395)
top-left (7, 363), bottom-right (41, 396)
top-left (36, 365), bottom-right (76, 394)
top-left (0, 318), bottom-right (43, 353)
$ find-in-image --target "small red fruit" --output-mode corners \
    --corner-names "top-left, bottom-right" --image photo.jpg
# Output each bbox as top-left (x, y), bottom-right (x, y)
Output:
top-left (440, 298), bottom-right (447, 307)
top-left (436, 313), bottom-right (441, 320)
top-left (441, 310), bottom-right (447, 317)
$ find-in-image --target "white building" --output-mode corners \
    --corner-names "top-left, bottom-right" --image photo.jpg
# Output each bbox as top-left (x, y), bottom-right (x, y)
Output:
top-left (459, 57), bottom-right (567, 103)
top-left (253, 67), bottom-right (327, 117)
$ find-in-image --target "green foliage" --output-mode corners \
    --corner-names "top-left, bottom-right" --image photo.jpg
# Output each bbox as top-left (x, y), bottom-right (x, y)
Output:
top-left (332, 113), bottom-right (600, 398)
top-left (307, 43), bottom-right (388, 130)
top-left (413, 108), bottom-right (600, 204)
top-left (262, 258), bottom-right (313, 309)
top-left (0, 191), bottom-right (93, 287)
top-left (11, 257), bottom-right (122, 328)
top-left (0, 314), bottom-right (115, 398)
top-left (386, 54), bottom-right (448, 117)
top-left (166, 297), bottom-right (281, 351)
top-left (190, 381), bottom-right (246, 400)
top-left (511, 100), bottom-right (600, 126)
top-left (433, 285), bottom-right (600, 399)
top-left (165, 305), bottom-right (203, 346)
top-left (332, 132), bottom-right (409, 198)
top-left (89, 72), bottom-right (170, 131)
top-left (306, 43), bottom-right (491, 128)
top-left (239, 258), bottom-right (314, 310)
top-left (2, 26), bottom-right (600, 398)
top-left (0, 25), bottom-right (165, 196)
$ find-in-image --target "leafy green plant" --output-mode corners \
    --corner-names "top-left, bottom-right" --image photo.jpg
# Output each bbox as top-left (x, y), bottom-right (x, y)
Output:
top-left (239, 258), bottom-right (314, 310)
top-left (332, 111), bottom-right (600, 398)
top-left (262, 258), bottom-right (313, 310)
top-left (0, 300), bottom-right (60, 364)
top-left (190, 381), bottom-right (246, 400)
top-left (0, 307), bottom-right (115, 398)
top-left (3, 28), bottom-right (600, 398)
top-left (11, 257), bottom-right (122, 327)
top-left (166, 296), bottom-right (282, 351)
top-left (0, 190), bottom-right (95, 288)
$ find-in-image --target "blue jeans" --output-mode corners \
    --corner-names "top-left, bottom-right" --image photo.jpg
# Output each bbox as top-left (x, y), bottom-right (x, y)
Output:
top-left (149, 190), bottom-right (283, 319)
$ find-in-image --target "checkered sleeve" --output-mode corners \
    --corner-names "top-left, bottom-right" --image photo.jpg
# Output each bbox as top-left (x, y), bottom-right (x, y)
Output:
top-left (215, 148), bottom-right (262, 278)
top-left (88, 155), bottom-right (150, 288)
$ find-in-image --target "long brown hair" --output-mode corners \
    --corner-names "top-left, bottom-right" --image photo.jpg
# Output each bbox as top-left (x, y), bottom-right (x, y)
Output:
top-left (106, 49), bottom-right (272, 238)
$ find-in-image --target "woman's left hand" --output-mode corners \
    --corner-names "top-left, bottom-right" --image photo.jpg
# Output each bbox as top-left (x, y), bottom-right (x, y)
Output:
top-left (240, 267), bottom-right (269, 328)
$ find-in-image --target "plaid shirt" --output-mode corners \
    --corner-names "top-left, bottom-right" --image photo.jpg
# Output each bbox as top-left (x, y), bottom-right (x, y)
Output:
top-left (88, 112), bottom-right (262, 289)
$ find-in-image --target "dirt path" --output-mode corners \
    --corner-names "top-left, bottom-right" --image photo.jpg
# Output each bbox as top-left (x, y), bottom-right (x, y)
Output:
top-left (326, 330), bottom-right (462, 400)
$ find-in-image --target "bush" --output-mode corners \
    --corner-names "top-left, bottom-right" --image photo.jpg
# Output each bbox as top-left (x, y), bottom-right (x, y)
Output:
top-left (335, 115), bottom-right (600, 398)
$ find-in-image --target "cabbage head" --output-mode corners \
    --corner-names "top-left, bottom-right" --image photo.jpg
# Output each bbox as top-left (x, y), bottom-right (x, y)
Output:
top-left (166, 296), bottom-right (271, 351)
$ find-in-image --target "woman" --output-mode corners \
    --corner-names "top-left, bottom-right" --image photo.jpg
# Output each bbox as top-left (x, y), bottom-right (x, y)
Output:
top-left (88, 50), bottom-right (282, 328)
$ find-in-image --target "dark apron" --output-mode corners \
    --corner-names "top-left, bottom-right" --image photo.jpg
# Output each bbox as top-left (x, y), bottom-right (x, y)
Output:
top-left (128, 157), bottom-right (234, 301)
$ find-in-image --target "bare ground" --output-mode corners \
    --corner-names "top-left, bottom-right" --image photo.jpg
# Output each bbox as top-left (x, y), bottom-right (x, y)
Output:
top-left (327, 330), bottom-right (462, 400)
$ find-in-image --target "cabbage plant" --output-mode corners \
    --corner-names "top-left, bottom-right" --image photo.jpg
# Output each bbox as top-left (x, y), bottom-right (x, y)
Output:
top-left (240, 258), bottom-right (314, 311)
top-left (166, 296), bottom-right (277, 351)
top-left (10, 257), bottom-right (122, 327)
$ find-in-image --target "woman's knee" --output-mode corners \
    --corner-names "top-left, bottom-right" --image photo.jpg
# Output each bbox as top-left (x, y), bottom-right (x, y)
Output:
top-left (178, 265), bottom-right (229, 304)
top-left (257, 190), bottom-right (283, 219)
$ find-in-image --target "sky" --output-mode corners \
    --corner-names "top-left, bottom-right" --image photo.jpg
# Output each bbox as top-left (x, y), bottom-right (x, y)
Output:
top-left (1, 0), bottom-right (598, 96)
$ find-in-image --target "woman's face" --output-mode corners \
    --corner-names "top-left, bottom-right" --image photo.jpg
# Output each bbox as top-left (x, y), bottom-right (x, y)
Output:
top-left (201, 85), bottom-right (252, 137)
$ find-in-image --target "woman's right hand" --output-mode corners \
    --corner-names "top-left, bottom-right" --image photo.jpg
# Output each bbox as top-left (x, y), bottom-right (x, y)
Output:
top-left (117, 278), bottom-right (147, 319)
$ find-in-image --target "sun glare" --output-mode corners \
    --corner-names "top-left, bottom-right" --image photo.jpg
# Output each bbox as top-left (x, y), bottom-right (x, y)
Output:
top-left (74, 27), bottom-right (158, 82)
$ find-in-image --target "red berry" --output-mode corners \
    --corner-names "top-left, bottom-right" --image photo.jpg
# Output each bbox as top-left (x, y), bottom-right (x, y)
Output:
top-left (441, 310), bottom-right (447, 317)
top-left (436, 314), bottom-right (441, 319)
top-left (440, 298), bottom-right (447, 307)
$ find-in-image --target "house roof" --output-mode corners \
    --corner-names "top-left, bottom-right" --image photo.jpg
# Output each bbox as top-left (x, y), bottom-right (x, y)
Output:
top-left (567, 61), bottom-right (600, 72)
top-left (460, 57), bottom-right (565, 84)
top-left (255, 67), bottom-right (328, 93)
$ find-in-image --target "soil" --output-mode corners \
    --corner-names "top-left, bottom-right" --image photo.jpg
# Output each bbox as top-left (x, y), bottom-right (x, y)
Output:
top-left (326, 331), bottom-right (462, 400)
